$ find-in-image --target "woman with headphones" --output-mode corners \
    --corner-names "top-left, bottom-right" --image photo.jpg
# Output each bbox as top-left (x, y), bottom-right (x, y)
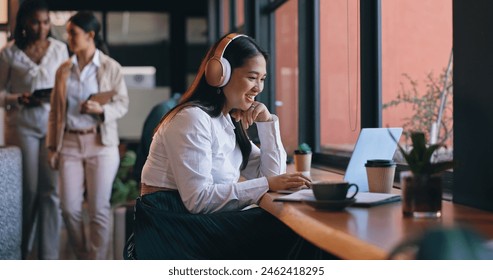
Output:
top-left (126, 33), bottom-right (326, 260)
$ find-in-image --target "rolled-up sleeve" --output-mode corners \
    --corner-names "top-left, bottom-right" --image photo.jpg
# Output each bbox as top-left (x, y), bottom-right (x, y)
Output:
top-left (241, 115), bottom-right (287, 179)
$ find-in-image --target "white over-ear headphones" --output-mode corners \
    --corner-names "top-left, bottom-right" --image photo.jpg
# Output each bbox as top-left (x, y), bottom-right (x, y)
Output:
top-left (205, 33), bottom-right (247, 87)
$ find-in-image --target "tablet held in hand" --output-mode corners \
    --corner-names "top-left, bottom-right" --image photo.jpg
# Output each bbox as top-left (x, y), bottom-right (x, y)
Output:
top-left (87, 90), bottom-right (117, 105)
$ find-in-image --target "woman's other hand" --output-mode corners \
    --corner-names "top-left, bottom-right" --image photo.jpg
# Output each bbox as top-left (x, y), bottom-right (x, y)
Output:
top-left (18, 92), bottom-right (42, 107)
top-left (230, 101), bottom-right (273, 129)
top-left (48, 150), bottom-right (59, 170)
top-left (4, 93), bottom-right (26, 108)
top-left (80, 100), bottom-right (104, 115)
top-left (267, 172), bottom-right (312, 192)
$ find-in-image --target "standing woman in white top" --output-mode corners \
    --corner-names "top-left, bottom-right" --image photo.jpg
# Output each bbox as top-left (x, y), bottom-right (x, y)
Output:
top-left (47, 11), bottom-right (128, 259)
top-left (0, 0), bottom-right (68, 259)
top-left (125, 34), bottom-right (329, 260)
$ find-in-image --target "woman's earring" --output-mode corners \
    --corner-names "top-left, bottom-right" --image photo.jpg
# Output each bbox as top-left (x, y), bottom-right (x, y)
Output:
top-left (216, 88), bottom-right (221, 95)
top-left (22, 29), bottom-right (26, 37)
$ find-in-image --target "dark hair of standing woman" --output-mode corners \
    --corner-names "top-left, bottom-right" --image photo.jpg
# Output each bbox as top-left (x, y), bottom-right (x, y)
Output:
top-left (157, 34), bottom-right (269, 170)
top-left (13, 0), bottom-right (51, 50)
top-left (68, 11), bottom-right (110, 55)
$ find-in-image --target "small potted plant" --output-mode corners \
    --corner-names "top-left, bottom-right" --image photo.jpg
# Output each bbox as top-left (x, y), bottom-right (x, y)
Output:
top-left (294, 143), bottom-right (312, 175)
top-left (392, 131), bottom-right (454, 218)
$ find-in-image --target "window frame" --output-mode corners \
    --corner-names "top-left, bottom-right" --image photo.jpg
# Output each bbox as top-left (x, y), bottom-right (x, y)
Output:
top-left (213, 0), bottom-right (453, 194)
top-left (313, 0), bottom-right (381, 172)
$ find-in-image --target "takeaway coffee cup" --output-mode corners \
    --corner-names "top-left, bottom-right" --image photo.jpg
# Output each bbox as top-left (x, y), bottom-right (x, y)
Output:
top-left (293, 151), bottom-right (312, 176)
top-left (365, 159), bottom-right (396, 193)
top-left (310, 181), bottom-right (359, 201)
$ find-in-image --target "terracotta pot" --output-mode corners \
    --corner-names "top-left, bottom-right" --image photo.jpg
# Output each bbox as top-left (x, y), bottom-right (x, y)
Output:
top-left (401, 171), bottom-right (442, 218)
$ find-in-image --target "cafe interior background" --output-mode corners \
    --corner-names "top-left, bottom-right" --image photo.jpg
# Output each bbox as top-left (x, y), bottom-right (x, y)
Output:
top-left (1, 0), bottom-right (493, 259)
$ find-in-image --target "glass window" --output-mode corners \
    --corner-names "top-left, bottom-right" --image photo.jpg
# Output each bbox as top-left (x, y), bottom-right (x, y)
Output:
top-left (235, 0), bottom-right (244, 29)
top-left (381, 0), bottom-right (453, 162)
top-left (107, 12), bottom-right (169, 44)
top-left (49, 11), bottom-right (102, 43)
top-left (186, 17), bottom-right (207, 44)
top-left (50, 12), bottom-right (169, 45)
top-left (274, 0), bottom-right (299, 155)
top-left (319, 0), bottom-right (360, 156)
top-left (0, 0), bottom-right (7, 24)
top-left (221, 0), bottom-right (230, 35)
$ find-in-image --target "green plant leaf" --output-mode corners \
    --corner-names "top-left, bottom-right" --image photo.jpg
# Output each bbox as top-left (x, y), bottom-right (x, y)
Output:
top-left (298, 143), bottom-right (312, 153)
top-left (388, 129), bottom-right (454, 176)
top-left (428, 161), bottom-right (455, 175)
top-left (422, 143), bottom-right (442, 165)
top-left (410, 132), bottom-right (427, 162)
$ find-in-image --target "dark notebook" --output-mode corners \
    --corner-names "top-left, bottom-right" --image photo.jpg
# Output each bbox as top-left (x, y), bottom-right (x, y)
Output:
top-left (32, 88), bottom-right (53, 101)
top-left (87, 90), bottom-right (117, 105)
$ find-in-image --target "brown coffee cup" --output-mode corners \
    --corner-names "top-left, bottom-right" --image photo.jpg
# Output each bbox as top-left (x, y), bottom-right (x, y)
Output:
top-left (293, 151), bottom-right (312, 176)
top-left (310, 181), bottom-right (359, 201)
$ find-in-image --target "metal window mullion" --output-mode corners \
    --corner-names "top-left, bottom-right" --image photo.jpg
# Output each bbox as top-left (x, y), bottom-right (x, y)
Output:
top-left (208, 0), bottom-right (220, 43)
top-left (230, 0), bottom-right (236, 31)
top-left (360, 0), bottom-right (381, 128)
top-left (298, 0), bottom-right (320, 152)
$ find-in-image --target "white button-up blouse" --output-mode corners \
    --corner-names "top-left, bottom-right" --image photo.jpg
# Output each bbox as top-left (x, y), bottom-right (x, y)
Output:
top-left (141, 106), bottom-right (287, 214)
top-left (65, 50), bottom-right (100, 130)
top-left (0, 37), bottom-right (69, 134)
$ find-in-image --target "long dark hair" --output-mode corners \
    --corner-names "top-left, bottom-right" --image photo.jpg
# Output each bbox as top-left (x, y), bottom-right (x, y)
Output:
top-left (68, 11), bottom-right (109, 55)
top-left (157, 34), bottom-right (269, 170)
top-left (13, 0), bottom-right (51, 50)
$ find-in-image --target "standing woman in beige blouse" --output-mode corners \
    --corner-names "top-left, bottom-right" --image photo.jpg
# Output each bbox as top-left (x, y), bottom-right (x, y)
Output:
top-left (0, 0), bottom-right (68, 259)
top-left (47, 11), bottom-right (128, 259)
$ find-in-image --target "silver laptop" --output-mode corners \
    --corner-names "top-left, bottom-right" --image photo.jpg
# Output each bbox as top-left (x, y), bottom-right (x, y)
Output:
top-left (343, 127), bottom-right (403, 192)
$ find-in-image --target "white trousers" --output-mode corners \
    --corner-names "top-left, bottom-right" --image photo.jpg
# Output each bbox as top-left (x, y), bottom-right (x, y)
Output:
top-left (59, 132), bottom-right (119, 260)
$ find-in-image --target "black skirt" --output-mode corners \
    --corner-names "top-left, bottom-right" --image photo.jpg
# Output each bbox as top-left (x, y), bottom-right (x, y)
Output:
top-left (124, 191), bottom-right (335, 260)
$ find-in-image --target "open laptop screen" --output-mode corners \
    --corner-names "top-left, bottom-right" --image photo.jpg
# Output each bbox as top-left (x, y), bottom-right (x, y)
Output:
top-left (343, 127), bottom-right (403, 192)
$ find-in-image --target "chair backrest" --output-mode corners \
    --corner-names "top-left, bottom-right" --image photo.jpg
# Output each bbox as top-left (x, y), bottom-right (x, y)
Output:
top-left (0, 146), bottom-right (22, 260)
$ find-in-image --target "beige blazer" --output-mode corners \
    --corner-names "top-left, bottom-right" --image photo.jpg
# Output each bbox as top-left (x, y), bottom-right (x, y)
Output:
top-left (47, 52), bottom-right (129, 152)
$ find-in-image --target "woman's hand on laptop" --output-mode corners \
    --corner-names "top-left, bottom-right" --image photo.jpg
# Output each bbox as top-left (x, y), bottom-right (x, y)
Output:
top-left (267, 172), bottom-right (312, 192)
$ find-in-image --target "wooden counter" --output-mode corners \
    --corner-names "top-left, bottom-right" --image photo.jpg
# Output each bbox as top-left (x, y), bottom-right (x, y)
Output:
top-left (259, 167), bottom-right (493, 259)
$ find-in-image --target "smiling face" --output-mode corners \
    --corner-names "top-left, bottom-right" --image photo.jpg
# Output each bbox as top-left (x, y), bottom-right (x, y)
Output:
top-left (66, 21), bottom-right (94, 54)
top-left (222, 54), bottom-right (267, 113)
top-left (24, 10), bottom-right (50, 41)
